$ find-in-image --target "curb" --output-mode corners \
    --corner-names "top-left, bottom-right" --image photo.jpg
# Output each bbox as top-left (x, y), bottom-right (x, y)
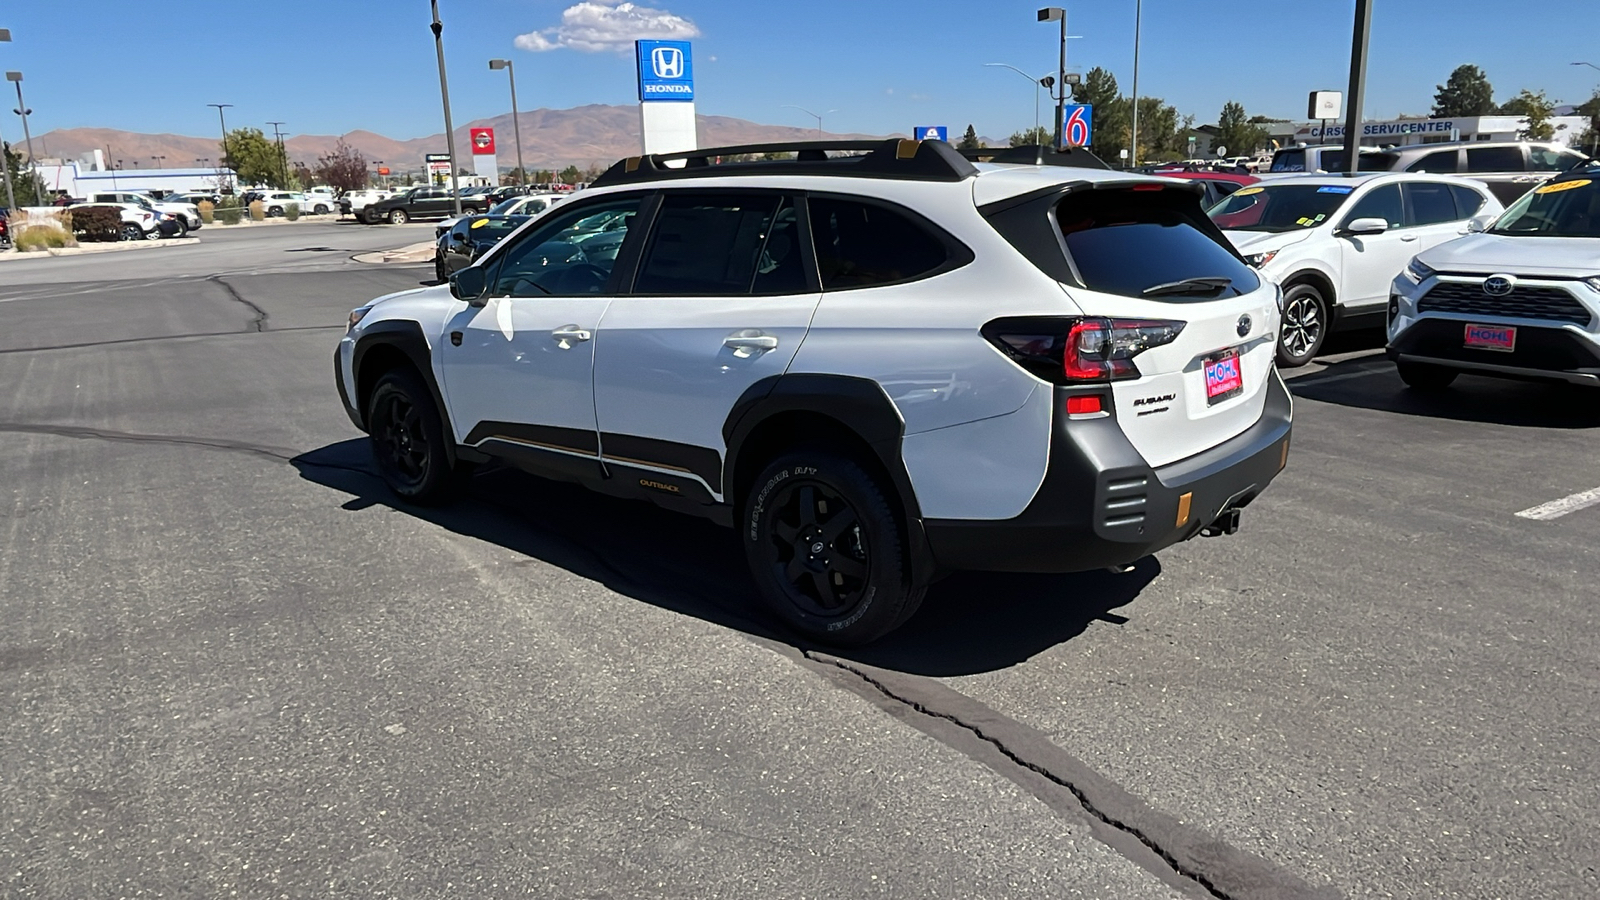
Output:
top-left (0, 237), bottom-right (202, 263)
top-left (353, 241), bottom-right (436, 265)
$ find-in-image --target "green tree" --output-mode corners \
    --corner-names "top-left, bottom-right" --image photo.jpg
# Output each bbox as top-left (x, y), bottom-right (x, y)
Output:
top-left (1133, 96), bottom-right (1187, 161)
top-left (222, 127), bottom-right (292, 188)
top-left (4, 141), bottom-right (47, 207)
top-left (1071, 66), bottom-right (1128, 162)
top-left (1574, 90), bottom-right (1600, 157)
top-left (957, 124), bottom-right (982, 150)
top-left (1431, 65), bottom-right (1496, 118)
top-left (1214, 101), bottom-right (1269, 157)
top-left (1498, 88), bottom-right (1556, 140)
top-left (1008, 126), bottom-right (1053, 147)
top-left (558, 164), bottom-right (581, 184)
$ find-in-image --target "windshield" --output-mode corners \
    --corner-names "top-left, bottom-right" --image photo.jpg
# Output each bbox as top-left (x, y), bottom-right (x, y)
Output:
top-left (489, 197), bottom-right (527, 215)
top-left (1488, 177), bottom-right (1600, 237)
top-left (1207, 183), bottom-right (1355, 233)
top-left (468, 218), bottom-right (525, 240)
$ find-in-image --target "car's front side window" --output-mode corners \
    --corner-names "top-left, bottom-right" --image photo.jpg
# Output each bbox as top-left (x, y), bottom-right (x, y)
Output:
top-left (487, 196), bottom-right (645, 298)
top-left (1342, 184), bottom-right (1403, 229)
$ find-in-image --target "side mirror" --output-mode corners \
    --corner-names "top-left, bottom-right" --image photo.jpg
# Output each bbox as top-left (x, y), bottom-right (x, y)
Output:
top-left (1465, 215), bottom-right (1494, 233)
top-left (450, 266), bottom-right (488, 305)
top-left (1342, 217), bottom-right (1389, 236)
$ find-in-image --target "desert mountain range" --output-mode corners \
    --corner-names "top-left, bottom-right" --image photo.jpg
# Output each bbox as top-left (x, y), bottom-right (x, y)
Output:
top-left (30, 104), bottom-right (908, 173)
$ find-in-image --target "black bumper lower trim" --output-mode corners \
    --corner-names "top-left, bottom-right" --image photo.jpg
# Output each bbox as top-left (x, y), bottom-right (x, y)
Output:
top-left (334, 345), bottom-right (364, 431)
top-left (924, 373), bottom-right (1292, 574)
top-left (1387, 319), bottom-right (1600, 379)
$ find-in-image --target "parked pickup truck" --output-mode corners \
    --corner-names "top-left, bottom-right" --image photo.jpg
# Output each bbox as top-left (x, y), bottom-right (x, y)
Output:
top-left (364, 186), bottom-right (485, 224)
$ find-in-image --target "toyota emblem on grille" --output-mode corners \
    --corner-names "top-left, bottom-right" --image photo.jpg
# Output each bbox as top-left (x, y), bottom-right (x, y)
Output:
top-left (1237, 314), bottom-right (1252, 338)
top-left (1483, 275), bottom-right (1515, 296)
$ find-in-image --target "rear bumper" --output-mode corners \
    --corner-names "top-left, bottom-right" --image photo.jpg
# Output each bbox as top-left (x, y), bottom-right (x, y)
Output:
top-left (924, 372), bottom-right (1292, 574)
top-left (1387, 319), bottom-right (1600, 386)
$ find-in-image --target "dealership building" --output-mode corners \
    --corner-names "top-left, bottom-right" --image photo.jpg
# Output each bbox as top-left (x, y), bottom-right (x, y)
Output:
top-left (1291, 115), bottom-right (1591, 148)
top-left (27, 149), bottom-right (239, 199)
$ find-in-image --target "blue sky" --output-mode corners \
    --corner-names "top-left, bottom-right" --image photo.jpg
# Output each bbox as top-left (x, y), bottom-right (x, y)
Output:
top-left (2, 0), bottom-right (1597, 143)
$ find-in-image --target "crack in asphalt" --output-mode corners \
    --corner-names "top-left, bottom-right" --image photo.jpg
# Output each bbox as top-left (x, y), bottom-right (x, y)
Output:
top-left (0, 325), bottom-right (342, 356)
top-left (0, 423), bottom-right (370, 478)
top-left (803, 651), bottom-right (1338, 900)
top-left (208, 274), bottom-right (269, 332)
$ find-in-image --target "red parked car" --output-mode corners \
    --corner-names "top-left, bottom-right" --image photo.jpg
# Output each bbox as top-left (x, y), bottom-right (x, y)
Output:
top-left (1148, 168), bottom-right (1260, 207)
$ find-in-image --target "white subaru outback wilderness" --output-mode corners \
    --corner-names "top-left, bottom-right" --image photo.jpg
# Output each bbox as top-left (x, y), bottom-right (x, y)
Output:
top-left (335, 139), bottom-right (1293, 645)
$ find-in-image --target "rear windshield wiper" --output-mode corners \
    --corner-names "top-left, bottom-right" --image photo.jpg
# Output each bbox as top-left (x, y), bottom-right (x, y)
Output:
top-left (1142, 276), bottom-right (1233, 297)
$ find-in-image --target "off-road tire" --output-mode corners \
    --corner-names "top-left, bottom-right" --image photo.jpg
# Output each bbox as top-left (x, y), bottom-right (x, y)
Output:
top-left (365, 368), bottom-right (460, 505)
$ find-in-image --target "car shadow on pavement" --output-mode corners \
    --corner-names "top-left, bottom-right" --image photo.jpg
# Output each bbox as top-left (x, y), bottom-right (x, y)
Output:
top-left (292, 439), bottom-right (1160, 677)
top-left (1287, 355), bottom-right (1600, 429)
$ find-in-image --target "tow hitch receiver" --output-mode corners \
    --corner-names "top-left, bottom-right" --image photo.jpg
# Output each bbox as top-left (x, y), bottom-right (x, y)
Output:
top-left (1201, 508), bottom-right (1242, 537)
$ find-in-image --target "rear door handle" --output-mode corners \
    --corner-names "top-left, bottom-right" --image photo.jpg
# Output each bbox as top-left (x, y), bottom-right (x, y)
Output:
top-left (723, 330), bottom-right (779, 358)
top-left (551, 325), bottom-right (592, 348)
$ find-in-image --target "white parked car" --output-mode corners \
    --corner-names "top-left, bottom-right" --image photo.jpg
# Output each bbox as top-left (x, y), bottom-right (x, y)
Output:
top-left (258, 191), bottom-right (334, 216)
top-left (85, 191), bottom-right (202, 234)
top-left (1387, 167), bottom-right (1600, 390)
top-left (1208, 172), bottom-right (1503, 365)
top-left (335, 138), bottom-right (1292, 645)
top-left (339, 189), bottom-right (392, 218)
top-left (69, 201), bottom-right (166, 241)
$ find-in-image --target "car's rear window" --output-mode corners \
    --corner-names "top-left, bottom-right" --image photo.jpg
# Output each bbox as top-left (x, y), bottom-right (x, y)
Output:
top-left (1055, 189), bottom-right (1259, 299)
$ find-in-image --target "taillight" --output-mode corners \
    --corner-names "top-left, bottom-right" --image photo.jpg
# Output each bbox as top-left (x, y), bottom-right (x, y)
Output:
top-left (984, 316), bottom-right (1185, 384)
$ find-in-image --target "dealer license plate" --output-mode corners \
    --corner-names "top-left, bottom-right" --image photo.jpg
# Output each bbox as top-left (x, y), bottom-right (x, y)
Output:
top-left (1464, 323), bottom-right (1516, 352)
top-left (1204, 348), bottom-right (1244, 405)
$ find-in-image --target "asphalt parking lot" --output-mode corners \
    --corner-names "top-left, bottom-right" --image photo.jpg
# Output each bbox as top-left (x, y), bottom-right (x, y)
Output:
top-left (2, 222), bottom-right (1597, 899)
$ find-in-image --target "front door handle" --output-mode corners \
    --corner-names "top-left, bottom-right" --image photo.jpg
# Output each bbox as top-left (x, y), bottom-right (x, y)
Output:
top-left (1400, 234), bottom-right (1419, 242)
top-left (723, 330), bottom-right (779, 359)
top-left (551, 325), bottom-right (592, 349)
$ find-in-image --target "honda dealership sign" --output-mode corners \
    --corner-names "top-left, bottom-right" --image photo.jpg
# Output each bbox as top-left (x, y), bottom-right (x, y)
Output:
top-left (635, 40), bottom-right (698, 155)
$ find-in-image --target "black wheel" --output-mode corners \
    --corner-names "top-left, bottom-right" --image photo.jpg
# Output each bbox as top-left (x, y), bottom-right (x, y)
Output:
top-left (267, 206), bottom-right (284, 218)
top-left (314, 204), bottom-right (330, 215)
top-left (168, 217), bottom-right (189, 238)
top-left (364, 209), bottom-right (382, 225)
top-left (365, 368), bottom-right (459, 505)
top-left (743, 450), bottom-right (925, 646)
top-left (120, 223), bottom-right (143, 242)
top-left (1278, 282), bottom-right (1330, 367)
top-left (389, 209), bottom-right (410, 225)
top-left (434, 255), bottom-right (448, 283)
top-left (462, 207), bottom-right (479, 216)
top-left (1397, 360), bottom-right (1458, 391)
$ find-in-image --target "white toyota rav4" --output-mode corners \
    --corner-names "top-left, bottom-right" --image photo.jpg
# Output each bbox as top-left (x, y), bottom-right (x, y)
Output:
top-left (1388, 167), bottom-right (1600, 389)
top-left (335, 139), bottom-right (1293, 645)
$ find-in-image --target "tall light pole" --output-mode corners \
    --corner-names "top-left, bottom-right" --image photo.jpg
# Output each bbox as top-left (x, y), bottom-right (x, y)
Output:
top-left (489, 59), bottom-right (526, 186)
top-left (1130, 0), bottom-right (1143, 168)
top-left (207, 103), bottom-right (233, 191)
top-left (782, 104), bottom-right (836, 140)
top-left (1038, 8), bottom-right (1067, 148)
top-left (1341, 0), bottom-right (1372, 176)
top-left (8, 71), bottom-right (38, 196)
top-left (0, 30), bottom-right (16, 216)
top-left (984, 63), bottom-right (1052, 158)
top-left (431, 0), bottom-right (463, 215)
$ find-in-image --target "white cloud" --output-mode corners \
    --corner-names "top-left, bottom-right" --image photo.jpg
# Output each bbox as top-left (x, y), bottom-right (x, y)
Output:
top-left (515, 1), bottom-right (700, 54)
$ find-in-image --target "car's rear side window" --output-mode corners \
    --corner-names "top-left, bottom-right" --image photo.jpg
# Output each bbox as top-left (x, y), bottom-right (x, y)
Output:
top-left (1449, 185), bottom-right (1487, 217)
top-left (634, 193), bottom-right (783, 295)
top-left (1054, 189), bottom-right (1259, 299)
top-left (1466, 146), bottom-right (1525, 172)
top-left (808, 197), bottom-right (950, 290)
top-left (1404, 182), bottom-right (1459, 226)
top-left (1407, 149), bottom-right (1459, 173)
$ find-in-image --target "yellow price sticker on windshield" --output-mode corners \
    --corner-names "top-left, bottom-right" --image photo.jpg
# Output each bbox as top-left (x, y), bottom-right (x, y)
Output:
top-left (470, 217), bottom-right (491, 228)
top-left (1534, 178), bottom-right (1591, 194)
top-left (1233, 186), bottom-right (1264, 196)
top-left (1296, 217), bottom-right (1313, 226)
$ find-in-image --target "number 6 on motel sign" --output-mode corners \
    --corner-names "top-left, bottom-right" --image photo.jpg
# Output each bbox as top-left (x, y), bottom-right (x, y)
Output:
top-left (1062, 104), bottom-right (1093, 148)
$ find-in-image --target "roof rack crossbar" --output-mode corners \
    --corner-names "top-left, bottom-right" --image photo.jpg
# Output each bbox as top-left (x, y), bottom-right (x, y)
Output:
top-left (590, 138), bottom-right (980, 188)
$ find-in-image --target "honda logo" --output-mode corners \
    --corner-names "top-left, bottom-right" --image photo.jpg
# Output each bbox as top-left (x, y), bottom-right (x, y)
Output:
top-left (651, 47), bottom-right (684, 79)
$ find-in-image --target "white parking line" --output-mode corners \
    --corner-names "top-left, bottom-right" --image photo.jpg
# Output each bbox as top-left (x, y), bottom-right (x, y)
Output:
top-left (1515, 486), bottom-right (1600, 521)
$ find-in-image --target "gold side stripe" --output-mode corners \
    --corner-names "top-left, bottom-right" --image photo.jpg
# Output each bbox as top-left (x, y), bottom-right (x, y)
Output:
top-left (602, 454), bottom-right (693, 475)
top-left (477, 435), bottom-right (596, 458)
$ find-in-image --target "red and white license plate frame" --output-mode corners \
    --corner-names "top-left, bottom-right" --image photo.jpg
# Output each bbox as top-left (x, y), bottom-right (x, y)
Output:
top-left (1204, 348), bottom-right (1245, 405)
top-left (1464, 323), bottom-right (1516, 352)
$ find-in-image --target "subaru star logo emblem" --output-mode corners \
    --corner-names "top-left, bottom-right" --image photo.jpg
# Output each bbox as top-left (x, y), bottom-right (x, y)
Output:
top-left (1483, 275), bottom-right (1515, 296)
top-left (651, 46), bottom-right (685, 79)
top-left (1237, 314), bottom-right (1252, 338)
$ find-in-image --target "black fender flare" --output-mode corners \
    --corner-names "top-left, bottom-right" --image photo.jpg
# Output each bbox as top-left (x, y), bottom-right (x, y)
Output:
top-left (722, 373), bottom-right (935, 579)
top-left (350, 320), bottom-right (459, 465)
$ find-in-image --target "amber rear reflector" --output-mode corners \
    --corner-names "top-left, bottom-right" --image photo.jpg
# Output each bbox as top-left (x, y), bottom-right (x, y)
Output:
top-left (1176, 492), bottom-right (1193, 527)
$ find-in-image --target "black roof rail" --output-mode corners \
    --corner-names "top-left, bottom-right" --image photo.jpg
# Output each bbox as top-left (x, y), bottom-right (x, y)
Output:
top-left (589, 138), bottom-right (980, 188)
top-left (958, 145), bottom-right (1112, 170)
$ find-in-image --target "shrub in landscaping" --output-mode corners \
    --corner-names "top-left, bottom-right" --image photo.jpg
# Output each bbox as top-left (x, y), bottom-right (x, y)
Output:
top-left (197, 200), bottom-right (215, 224)
top-left (285, 202), bottom-right (301, 221)
top-left (68, 206), bottom-right (124, 242)
top-left (215, 197), bottom-right (242, 225)
top-left (15, 226), bottom-right (72, 252)
top-left (248, 200), bottom-right (266, 222)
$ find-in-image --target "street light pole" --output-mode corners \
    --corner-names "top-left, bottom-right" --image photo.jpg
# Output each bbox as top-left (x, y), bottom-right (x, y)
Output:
top-left (267, 121), bottom-right (288, 187)
top-left (984, 63), bottom-right (1051, 160)
top-left (1038, 8), bottom-right (1066, 148)
top-left (431, 0), bottom-right (463, 216)
top-left (1130, 0), bottom-right (1143, 168)
top-left (1341, 0), bottom-right (1372, 176)
top-left (781, 104), bottom-right (835, 139)
top-left (0, 30), bottom-right (16, 215)
top-left (7, 72), bottom-right (39, 197)
top-left (490, 59), bottom-right (526, 185)
top-left (207, 103), bottom-right (233, 191)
